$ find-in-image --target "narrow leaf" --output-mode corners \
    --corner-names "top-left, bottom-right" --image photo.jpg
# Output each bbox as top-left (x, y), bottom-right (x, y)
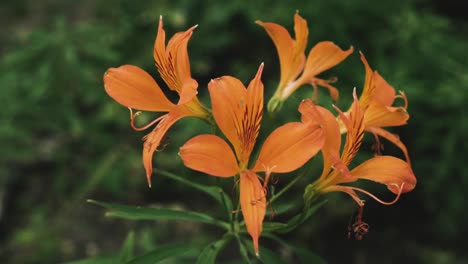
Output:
top-left (156, 169), bottom-right (234, 213)
top-left (88, 200), bottom-right (229, 229)
top-left (119, 231), bottom-right (135, 262)
top-left (126, 244), bottom-right (197, 264)
top-left (196, 234), bottom-right (233, 264)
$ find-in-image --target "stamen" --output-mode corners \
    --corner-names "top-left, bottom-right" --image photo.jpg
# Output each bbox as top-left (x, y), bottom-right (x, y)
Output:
top-left (129, 108), bottom-right (165, 131)
top-left (349, 183), bottom-right (405, 206)
top-left (396, 91), bottom-right (408, 109)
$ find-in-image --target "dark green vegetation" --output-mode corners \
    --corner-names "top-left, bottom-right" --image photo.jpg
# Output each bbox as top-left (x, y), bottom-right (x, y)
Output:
top-left (1, 0), bottom-right (467, 263)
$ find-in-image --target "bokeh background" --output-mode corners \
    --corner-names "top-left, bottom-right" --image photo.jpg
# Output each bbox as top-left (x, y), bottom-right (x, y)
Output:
top-left (1, 0), bottom-right (467, 263)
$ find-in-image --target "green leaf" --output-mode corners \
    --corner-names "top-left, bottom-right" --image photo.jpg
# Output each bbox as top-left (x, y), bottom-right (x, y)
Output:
top-left (119, 231), bottom-right (135, 262)
top-left (263, 234), bottom-right (326, 264)
top-left (126, 244), bottom-right (197, 264)
top-left (259, 200), bottom-right (326, 234)
top-left (156, 169), bottom-right (234, 213)
top-left (64, 256), bottom-right (118, 264)
top-left (88, 200), bottom-right (229, 229)
top-left (196, 234), bottom-right (233, 264)
top-left (294, 247), bottom-right (326, 264)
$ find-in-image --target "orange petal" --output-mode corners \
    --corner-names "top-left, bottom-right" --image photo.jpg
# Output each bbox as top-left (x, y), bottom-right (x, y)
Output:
top-left (302, 41), bottom-right (353, 78)
top-left (103, 65), bottom-right (174, 111)
top-left (365, 100), bottom-right (409, 128)
top-left (358, 53), bottom-right (375, 109)
top-left (256, 18), bottom-right (302, 92)
top-left (179, 134), bottom-right (238, 177)
top-left (351, 155), bottom-right (416, 194)
top-left (373, 72), bottom-right (397, 106)
top-left (252, 122), bottom-right (324, 173)
top-left (367, 127), bottom-right (411, 164)
top-left (240, 170), bottom-right (266, 256)
top-left (338, 91), bottom-right (365, 166)
top-left (208, 65), bottom-right (264, 164)
top-left (153, 17), bottom-right (198, 103)
top-left (142, 112), bottom-right (185, 186)
top-left (299, 99), bottom-right (349, 178)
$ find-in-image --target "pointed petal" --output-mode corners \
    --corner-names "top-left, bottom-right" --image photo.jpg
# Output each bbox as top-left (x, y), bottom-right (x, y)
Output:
top-left (338, 91), bottom-right (365, 166)
top-left (179, 134), bottom-right (238, 177)
top-left (104, 65), bottom-right (174, 111)
top-left (252, 122), bottom-right (324, 173)
top-left (358, 53), bottom-right (375, 109)
top-left (303, 41), bottom-right (353, 77)
top-left (142, 111), bottom-right (185, 186)
top-left (153, 17), bottom-right (198, 101)
top-left (367, 127), bottom-right (411, 163)
top-left (240, 170), bottom-right (266, 255)
top-left (351, 155), bottom-right (416, 194)
top-left (208, 65), bottom-right (264, 164)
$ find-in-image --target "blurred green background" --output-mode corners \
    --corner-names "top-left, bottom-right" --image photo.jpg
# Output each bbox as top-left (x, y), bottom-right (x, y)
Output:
top-left (1, 0), bottom-right (467, 263)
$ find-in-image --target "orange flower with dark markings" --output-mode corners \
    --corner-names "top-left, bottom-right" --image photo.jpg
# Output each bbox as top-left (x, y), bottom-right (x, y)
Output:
top-left (103, 17), bottom-right (210, 187)
top-left (301, 93), bottom-right (416, 207)
top-left (257, 13), bottom-right (353, 112)
top-left (341, 53), bottom-right (411, 163)
top-left (179, 64), bottom-right (325, 255)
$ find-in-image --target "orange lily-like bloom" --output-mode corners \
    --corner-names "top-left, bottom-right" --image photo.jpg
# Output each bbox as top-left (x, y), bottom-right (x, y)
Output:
top-left (301, 93), bottom-right (416, 207)
top-left (257, 13), bottom-right (353, 112)
top-left (103, 17), bottom-right (210, 187)
top-left (341, 53), bottom-right (411, 163)
top-left (179, 64), bottom-right (325, 255)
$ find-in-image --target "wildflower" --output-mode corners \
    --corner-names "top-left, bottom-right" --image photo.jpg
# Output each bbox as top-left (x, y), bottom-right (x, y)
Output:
top-left (339, 53), bottom-right (411, 162)
top-left (103, 17), bottom-right (210, 187)
top-left (179, 64), bottom-right (324, 255)
top-left (257, 13), bottom-right (353, 112)
top-left (301, 93), bottom-right (416, 207)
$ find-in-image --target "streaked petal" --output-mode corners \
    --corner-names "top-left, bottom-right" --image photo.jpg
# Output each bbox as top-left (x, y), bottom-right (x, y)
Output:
top-left (240, 170), bottom-right (266, 256)
top-left (142, 111), bottom-right (185, 186)
top-left (179, 134), bottom-right (238, 177)
top-left (209, 65), bottom-right (264, 164)
top-left (358, 53), bottom-right (375, 109)
top-left (351, 155), bottom-right (416, 194)
top-left (104, 65), bottom-right (174, 111)
top-left (153, 17), bottom-right (198, 102)
top-left (303, 41), bottom-right (353, 77)
top-left (338, 92), bottom-right (365, 166)
top-left (252, 122), bottom-right (324, 173)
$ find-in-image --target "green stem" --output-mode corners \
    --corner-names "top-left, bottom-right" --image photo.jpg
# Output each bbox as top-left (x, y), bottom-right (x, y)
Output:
top-left (235, 234), bottom-right (252, 264)
top-left (268, 172), bottom-right (304, 204)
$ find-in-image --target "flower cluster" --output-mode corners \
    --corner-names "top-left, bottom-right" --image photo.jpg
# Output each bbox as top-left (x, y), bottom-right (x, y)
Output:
top-left (103, 13), bottom-right (416, 255)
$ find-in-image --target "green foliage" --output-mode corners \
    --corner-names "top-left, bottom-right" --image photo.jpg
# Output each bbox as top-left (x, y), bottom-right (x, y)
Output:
top-left (1, 0), bottom-right (467, 263)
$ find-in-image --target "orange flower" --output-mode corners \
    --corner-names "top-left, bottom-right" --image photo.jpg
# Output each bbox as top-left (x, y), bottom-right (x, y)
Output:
top-left (301, 93), bottom-right (416, 207)
top-left (103, 17), bottom-right (210, 187)
top-left (179, 64), bottom-right (324, 255)
top-left (341, 53), bottom-right (411, 163)
top-left (257, 13), bottom-right (353, 112)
